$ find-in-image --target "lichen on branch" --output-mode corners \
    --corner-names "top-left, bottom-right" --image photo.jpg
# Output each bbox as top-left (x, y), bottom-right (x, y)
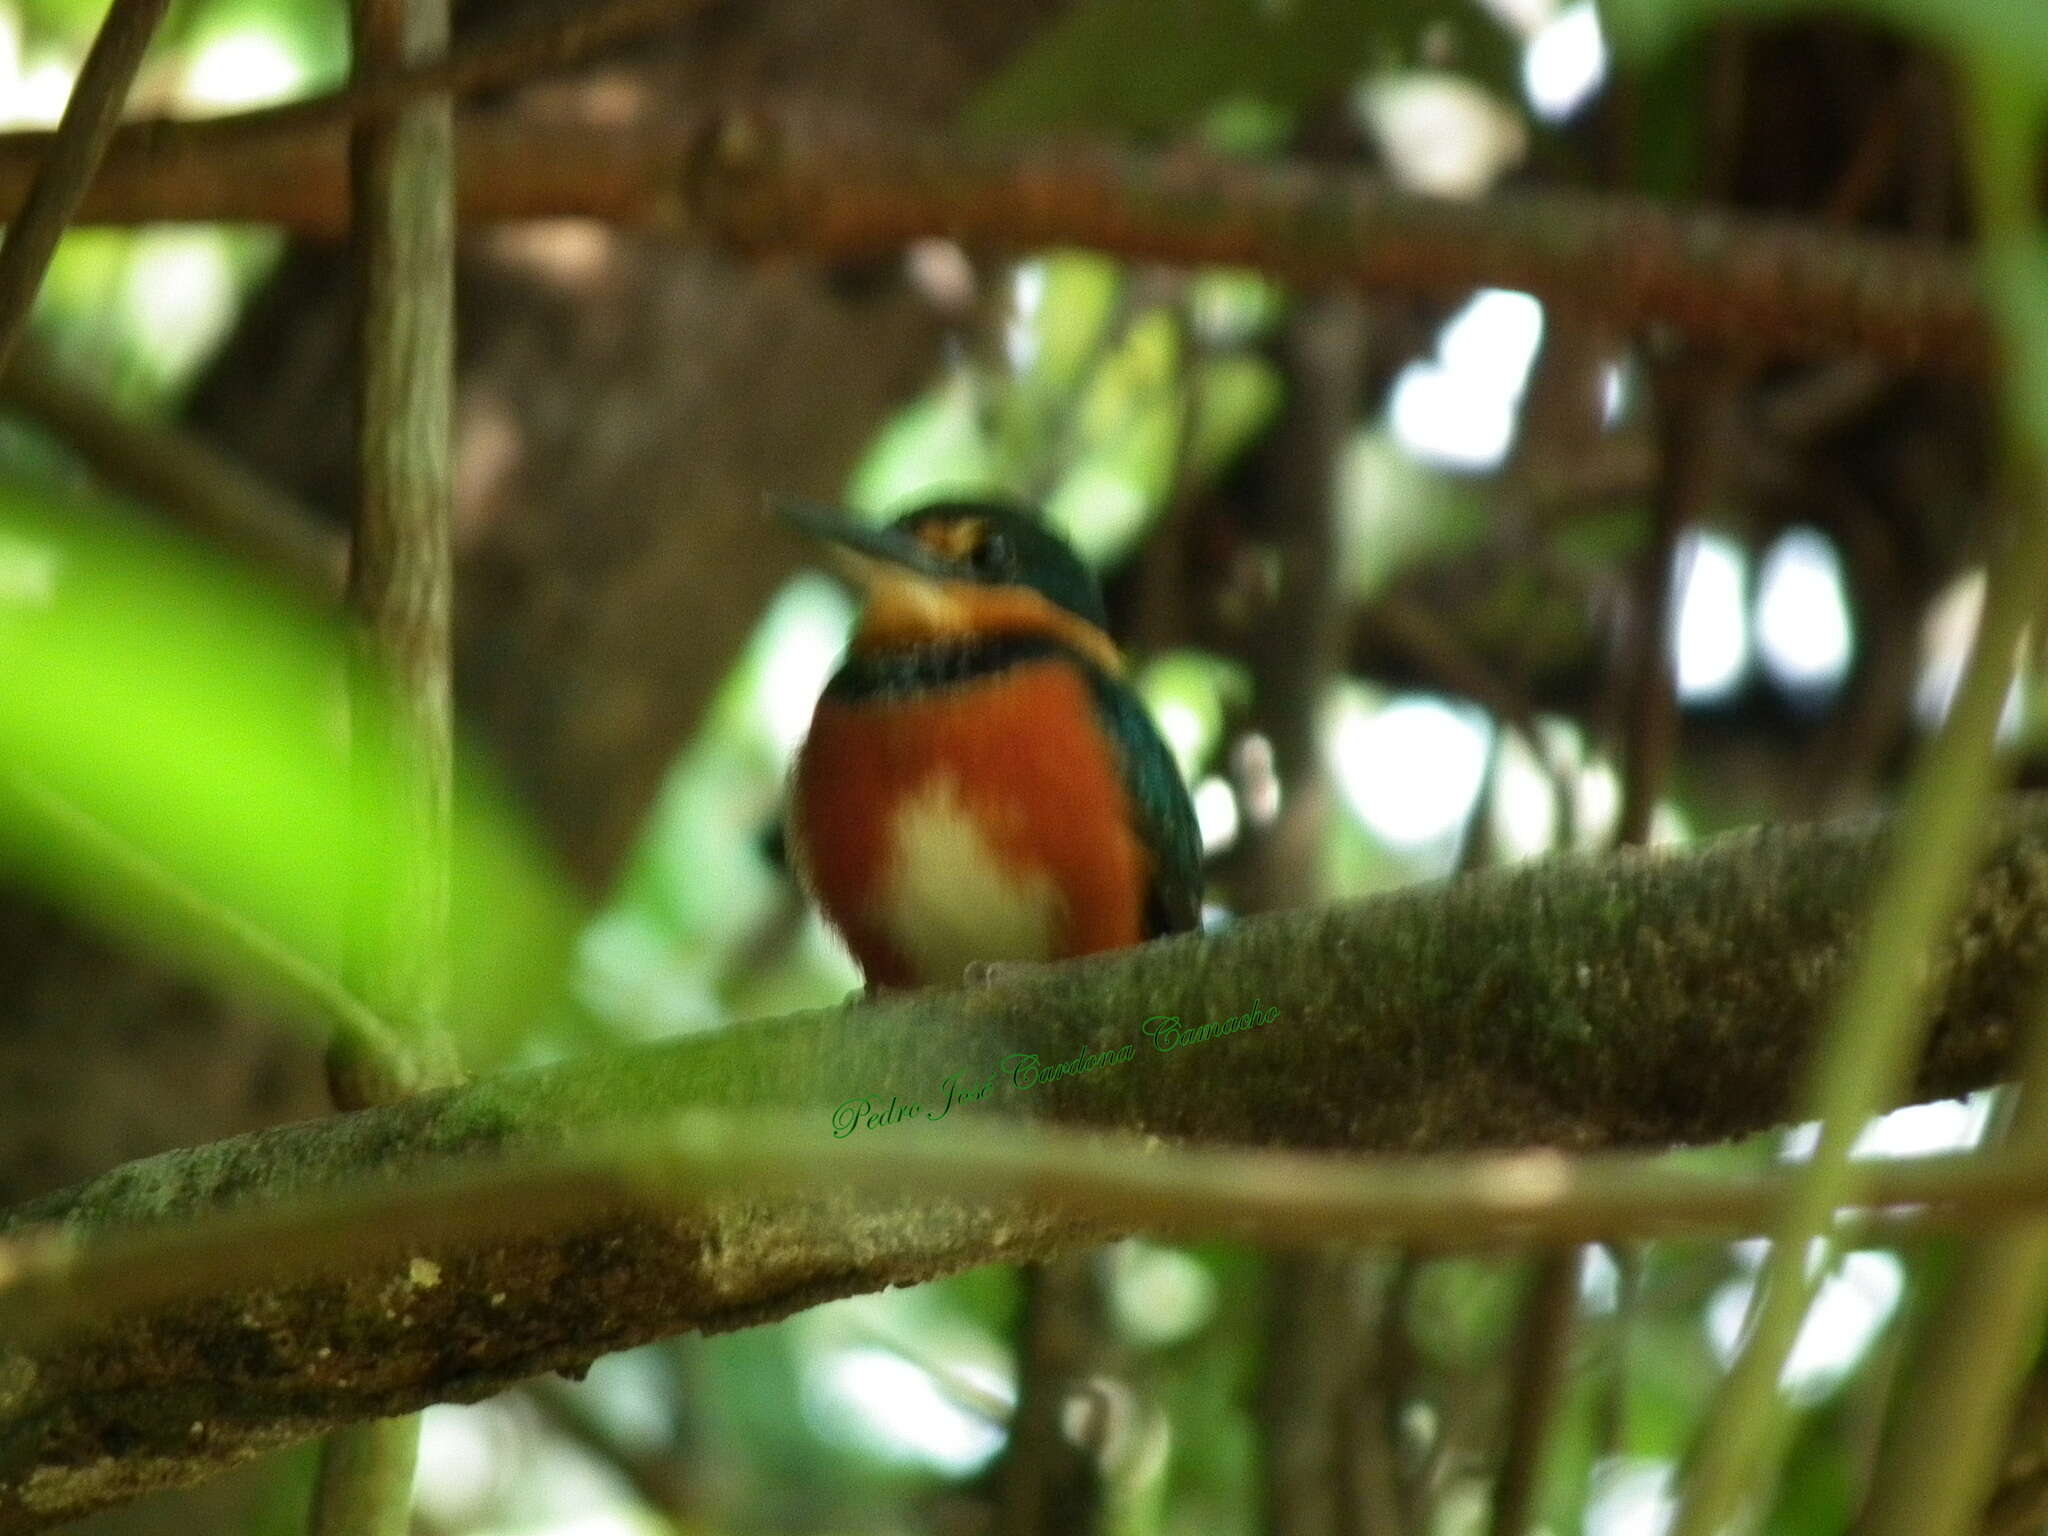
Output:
top-left (7, 796), bottom-right (2048, 1528)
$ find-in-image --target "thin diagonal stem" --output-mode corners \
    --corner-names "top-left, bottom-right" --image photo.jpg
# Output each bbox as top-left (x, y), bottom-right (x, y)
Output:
top-left (0, 0), bottom-right (173, 376)
top-left (1832, 69), bottom-right (2048, 1536)
top-left (1668, 68), bottom-right (2048, 1536)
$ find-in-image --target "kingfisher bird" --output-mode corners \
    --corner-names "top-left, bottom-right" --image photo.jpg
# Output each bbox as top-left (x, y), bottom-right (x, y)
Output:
top-left (781, 498), bottom-right (1202, 991)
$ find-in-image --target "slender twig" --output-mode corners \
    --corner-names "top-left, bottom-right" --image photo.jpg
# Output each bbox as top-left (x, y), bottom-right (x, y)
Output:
top-left (1487, 1252), bottom-right (1581, 1536)
top-left (0, 771), bottom-right (398, 1059)
top-left (0, 0), bottom-right (172, 377)
top-left (1358, 595), bottom-right (1575, 837)
top-left (310, 0), bottom-right (461, 1519)
top-left (526, 1379), bottom-right (696, 1518)
top-left (1615, 362), bottom-right (1734, 847)
top-left (1669, 95), bottom-right (2048, 1536)
top-left (32, 0), bottom-right (715, 154)
top-left (0, 110), bottom-right (1992, 372)
top-left (0, 339), bottom-right (345, 591)
top-left (851, 1322), bottom-right (1013, 1426)
top-left (1245, 296), bottom-right (1369, 1536)
top-left (309, 1420), bottom-right (418, 1536)
top-left (330, 0), bottom-right (461, 1106)
top-left (27, 1111), bottom-right (2048, 1344)
top-left (1843, 75), bottom-right (2048, 1536)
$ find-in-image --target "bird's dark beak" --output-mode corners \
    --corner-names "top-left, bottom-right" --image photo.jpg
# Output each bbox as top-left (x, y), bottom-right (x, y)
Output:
top-left (775, 499), bottom-right (956, 584)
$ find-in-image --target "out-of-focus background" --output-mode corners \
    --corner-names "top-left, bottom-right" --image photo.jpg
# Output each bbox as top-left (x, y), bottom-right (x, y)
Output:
top-left (1, 0), bottom-right (2037, 1530)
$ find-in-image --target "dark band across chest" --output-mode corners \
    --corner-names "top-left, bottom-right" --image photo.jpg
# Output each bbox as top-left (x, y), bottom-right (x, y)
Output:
top-left (823, 633), bottom-right (1085, 704)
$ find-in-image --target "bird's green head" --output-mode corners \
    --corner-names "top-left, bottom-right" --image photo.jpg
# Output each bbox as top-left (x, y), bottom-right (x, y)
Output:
top-left (778, 498), bottom-right (1117, 667)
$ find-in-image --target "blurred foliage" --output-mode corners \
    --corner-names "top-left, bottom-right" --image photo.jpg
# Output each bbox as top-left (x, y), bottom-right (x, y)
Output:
top-left (0, 484), bottom-right (578, 1063)
top-left (1602, 0), bottom-right (2048, 80)
top-left (3, 0), bottom-right (2047, 1527)
top-left (965, 0), bottom-right (1520, 140)
top-left (850, 251), bottom-right (1283, 565)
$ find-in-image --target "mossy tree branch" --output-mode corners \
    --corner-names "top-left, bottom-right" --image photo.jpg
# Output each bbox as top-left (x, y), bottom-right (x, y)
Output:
top-left (8, 800), bottom-right (2048, 1525)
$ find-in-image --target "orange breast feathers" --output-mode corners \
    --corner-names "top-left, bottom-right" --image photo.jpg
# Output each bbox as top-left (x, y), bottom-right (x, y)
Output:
top-left (788, 659), bottom-right (1151, 990)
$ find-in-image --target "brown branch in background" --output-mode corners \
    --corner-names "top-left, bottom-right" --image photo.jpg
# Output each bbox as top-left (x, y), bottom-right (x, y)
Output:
top-left (996, 1253), bottom-right (1121, 1536)
top-left (1244, 295), bottom-right (1376, 1536)
top-left (0, 339), bottom-right (345, 592)
top-left (1487, 1252), bottom-right (1581, 1536)
top-left (1616, 361), bottom-right (1739, 846)
top-left (1380, 1257), bottom-right (1428, 1530)
top-left (0, 109), bottom-right (1992, 373)
top-left (1262, 1251), bottom-right (1390, 1536)
top-left (1616, 20), bottom-right (1744, 851)
top-left (1346, 1256), bottom-right (1424, 1536)
top-left (0, 0), bottom-right (172, 377)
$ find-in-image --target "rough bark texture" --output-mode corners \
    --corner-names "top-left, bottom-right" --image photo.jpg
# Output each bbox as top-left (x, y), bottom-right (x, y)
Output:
top-left (9, 797), bottom-right (2048, 1528)
top-left (0, 110), bottom-right (1992, 375)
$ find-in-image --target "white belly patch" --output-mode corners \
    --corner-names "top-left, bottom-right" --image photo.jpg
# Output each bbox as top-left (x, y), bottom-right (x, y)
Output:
top-left (874, 773), bottom-right (1065, 985)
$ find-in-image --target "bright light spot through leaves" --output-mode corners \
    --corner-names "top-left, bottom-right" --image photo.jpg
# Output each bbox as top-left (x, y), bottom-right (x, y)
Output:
top-left (804, 1346), bottom-right (1007, 1474)
top-left (1389, 290), bottom-right (1546, 472)
top-left (1707, 1249), bottom-right (1904, 1406)
top-left (1524, 0), bottom-right (1609, 122)
top-left (0, 489), bottom-right (577, 1063)
top-left (120, 231), bottom-right (241, 385)
top-left (1328, 690), bottom-right (1494, 849)
top-left (1355, 71), bottom-right (1529, 199)
top-left (1587, 1458), bottom-right (1679, 1536)
top-left (1673, 531), bottom-right (1751, 703)
top-left (1755, 526), bottom-right (1854, 697)
top-left (181, 28), bottom-right (308, 110)
top-left (1193, 775), bottom-right (1240, 855)
top-left (1779, 1095), bottom-right (1995, 1163)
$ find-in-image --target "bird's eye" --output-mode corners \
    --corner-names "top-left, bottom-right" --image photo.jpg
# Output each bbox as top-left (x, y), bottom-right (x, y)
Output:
top-left (968, 532), bottom-right (1014, 579)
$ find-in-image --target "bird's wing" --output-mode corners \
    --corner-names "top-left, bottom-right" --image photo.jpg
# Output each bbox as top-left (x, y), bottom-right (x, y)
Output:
top-left (1086, 671), bottom-right (1204, 938)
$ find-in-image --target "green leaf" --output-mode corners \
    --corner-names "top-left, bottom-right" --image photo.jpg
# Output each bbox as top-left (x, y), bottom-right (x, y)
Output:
top-left (1407, 1256), bottom-right (1529, 1370)
top-left (1185, 353), bottom-right (1283, 481)
top-left (968, 0), bottom-right (1519, 139)
top-left (1984, 235), bottom-right (2048, 467)
top-left (1601, 0), bottom-right (2048, 82)
top-left (1024, 253), bottom-right (1127, 410)
top-left (0, 487), bottom-right (576, 1063)
top-left (1135, 649), bottom-right (1251, 777)
top-left (1338, 426), bottom-right (1491, 601)
top-left (846, 372), bottom-right (1008, 515)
